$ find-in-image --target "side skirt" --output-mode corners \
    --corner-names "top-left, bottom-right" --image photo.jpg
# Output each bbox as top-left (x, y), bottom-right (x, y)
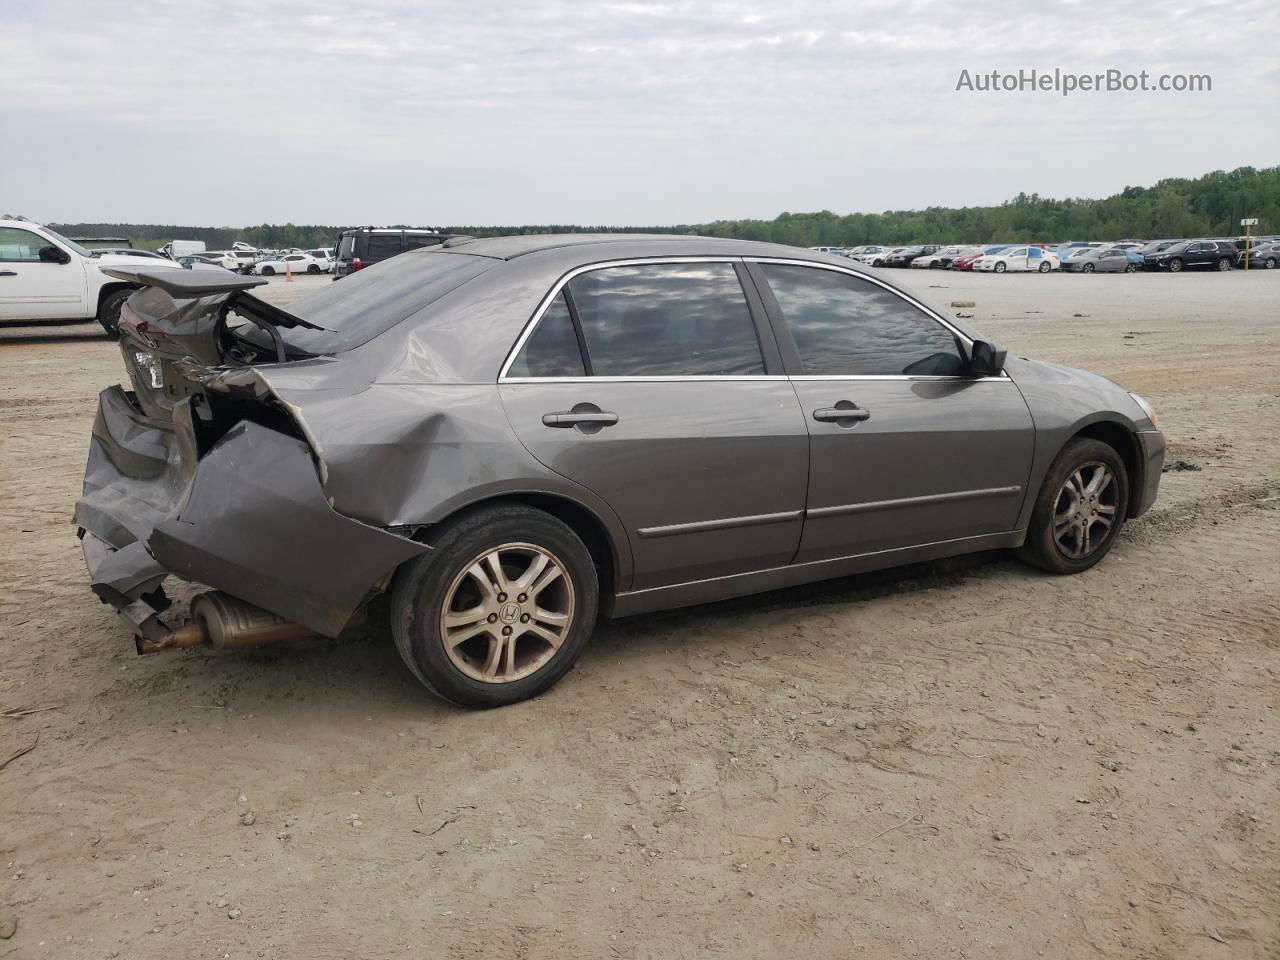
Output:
top-left (604, 530), bottom-right (1025, 619)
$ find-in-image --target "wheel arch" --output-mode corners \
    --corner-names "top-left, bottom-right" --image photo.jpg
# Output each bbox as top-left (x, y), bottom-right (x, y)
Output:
top-left (419, 491), bottom-right (625, 607)
top-left (95, 281), bottom-right (139, 318)
top-left (1066, 419), bottom-right (1144, 518)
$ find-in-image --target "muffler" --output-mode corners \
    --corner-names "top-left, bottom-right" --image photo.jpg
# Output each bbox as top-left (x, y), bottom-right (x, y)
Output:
top-left (135, 591), bottom-right (333, 655)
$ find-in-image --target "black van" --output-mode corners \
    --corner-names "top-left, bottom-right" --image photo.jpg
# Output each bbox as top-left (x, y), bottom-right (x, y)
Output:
top-left (332, 227), bottom-right (452, 277)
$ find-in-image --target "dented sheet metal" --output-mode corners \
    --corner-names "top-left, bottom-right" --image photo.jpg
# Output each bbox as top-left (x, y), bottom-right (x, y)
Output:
top-left (147, 420), bottom-right (426, 636)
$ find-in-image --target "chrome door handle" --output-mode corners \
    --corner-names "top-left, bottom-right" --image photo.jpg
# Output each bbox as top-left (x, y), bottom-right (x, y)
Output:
top-left (542, 411), bottom-right (618, 427)
top-left (813, 401), bottom-right (870, 424)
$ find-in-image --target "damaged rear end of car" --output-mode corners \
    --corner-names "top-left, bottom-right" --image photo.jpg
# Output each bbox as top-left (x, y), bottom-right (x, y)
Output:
top-left (75, 268), bottom-right (428, 654)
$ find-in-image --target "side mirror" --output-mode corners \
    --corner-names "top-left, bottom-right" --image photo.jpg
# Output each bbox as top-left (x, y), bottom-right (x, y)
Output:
top-left (969, 339), bottom-right (1007, 377)
top-left (39, 245), bottom-right (71, 265)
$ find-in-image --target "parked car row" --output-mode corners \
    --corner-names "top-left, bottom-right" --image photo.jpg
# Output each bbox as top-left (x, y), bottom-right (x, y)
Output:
top-left (813, 235), bottom-right (1277, 274)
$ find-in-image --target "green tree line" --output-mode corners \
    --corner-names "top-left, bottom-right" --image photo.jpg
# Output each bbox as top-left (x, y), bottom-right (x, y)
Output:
top-left (34, 165), bottom-right (1277, 252)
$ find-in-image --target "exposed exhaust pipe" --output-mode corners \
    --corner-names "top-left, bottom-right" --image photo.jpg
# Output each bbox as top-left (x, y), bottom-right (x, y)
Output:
top-left (135, 592), bottom-right (359, 655)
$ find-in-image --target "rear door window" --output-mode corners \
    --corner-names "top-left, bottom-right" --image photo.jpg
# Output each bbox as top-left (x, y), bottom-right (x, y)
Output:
top-left (506, 292), bottom-right (586, 378)
top-left (365, 234), bottom-right (403, 259)
top-left (563, 262), bottom-right (764, 377)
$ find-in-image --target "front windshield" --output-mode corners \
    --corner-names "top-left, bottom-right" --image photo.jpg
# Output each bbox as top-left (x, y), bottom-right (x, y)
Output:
top-left (38, 227), bottom-right (94, 258)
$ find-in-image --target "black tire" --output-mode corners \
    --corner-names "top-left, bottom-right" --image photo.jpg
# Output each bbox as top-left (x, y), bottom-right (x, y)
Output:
top-left (390, 504), bottom-right (599, 708)
top-left (1082, 262), bottom-right (1095, 273)
top-left (307, 264), bottom-right (320, 274)
top-left (1017, 438), bottom-right (1130, 575)
top-left (1264, 257), bottom-right (1277, 270)
top-left (1217, 258), bottom-right (1232, 272)
top-left (1168, 258), bottom-right (1183, 273)
top-left (97, 288), bottom-right (133, 339)
top-left (261, 265), bottom-right (275, 276)
top-left (1125, 263), bottom-right (1137, 273)
top-left (994, 261), bottom-right (1007, 274)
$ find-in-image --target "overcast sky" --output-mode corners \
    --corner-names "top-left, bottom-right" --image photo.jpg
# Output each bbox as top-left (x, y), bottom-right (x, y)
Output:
top-left (2, 0), bottom-right (1276, 227)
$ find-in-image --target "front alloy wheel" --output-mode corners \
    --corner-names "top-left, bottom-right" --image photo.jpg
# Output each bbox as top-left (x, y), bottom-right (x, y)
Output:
top-left (1051, 462), bottom-right (1118, 560)
top-left (994, 261), bottom-right (1007, 273)
top-left (1017, 437), bottom-right (1129, 574)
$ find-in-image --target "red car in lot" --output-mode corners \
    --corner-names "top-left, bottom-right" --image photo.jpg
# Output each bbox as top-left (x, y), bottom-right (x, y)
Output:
top-left (951, 245), bottom-right (1010, 271)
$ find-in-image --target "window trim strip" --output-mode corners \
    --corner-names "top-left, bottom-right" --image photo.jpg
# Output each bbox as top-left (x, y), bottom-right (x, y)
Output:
top-left (498, 254), bottom-right (1010, 383)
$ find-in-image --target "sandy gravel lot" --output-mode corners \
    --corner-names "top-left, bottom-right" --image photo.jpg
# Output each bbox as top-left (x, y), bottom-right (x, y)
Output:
top-left (1, 268), bottom-right (1277, 959)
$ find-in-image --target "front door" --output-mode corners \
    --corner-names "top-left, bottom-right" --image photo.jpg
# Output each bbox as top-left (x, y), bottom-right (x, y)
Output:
top-left (0, 227), bottom-right (87, 321)
top-left (748, 260), bottom-right (1035, 564)
top-left (499, 260), bottom-right (810, 591)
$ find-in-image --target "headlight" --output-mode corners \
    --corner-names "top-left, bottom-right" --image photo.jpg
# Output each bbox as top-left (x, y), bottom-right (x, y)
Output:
top-left (132, 350), bottom-right (163, 389)
top-left (1128, 392), bottom-right (1160, 431)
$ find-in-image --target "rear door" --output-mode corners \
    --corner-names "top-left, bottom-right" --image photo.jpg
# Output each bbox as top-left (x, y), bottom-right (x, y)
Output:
top-left (747, 260), bottom-right (1035, 564)
top-left (0, 227), bottom-right (88, 321)
top-left (499, 259), bottom-right (810, 591)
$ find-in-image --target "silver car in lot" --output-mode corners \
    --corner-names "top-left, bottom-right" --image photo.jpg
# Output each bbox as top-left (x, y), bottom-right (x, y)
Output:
top-left (1065, 247), bottom-right (1141, 273)
top-left (78, 235), bottom-right (1165, 707)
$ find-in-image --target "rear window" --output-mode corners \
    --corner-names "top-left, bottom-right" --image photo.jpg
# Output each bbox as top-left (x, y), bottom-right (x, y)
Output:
top-left (266, 250), bottom-right (494, 354)
top-left (337, 235), bottom-right (355, 259)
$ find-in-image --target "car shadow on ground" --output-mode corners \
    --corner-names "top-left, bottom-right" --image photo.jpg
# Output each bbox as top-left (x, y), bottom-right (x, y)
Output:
top-left (0, 320), bottom-right (106, 345)
top-left (117, 550), bottom-right (1019, 717)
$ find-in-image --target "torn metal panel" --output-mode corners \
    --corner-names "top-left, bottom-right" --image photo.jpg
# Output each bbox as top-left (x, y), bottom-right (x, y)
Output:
top-left (147, 420), bottom-right (426, 636)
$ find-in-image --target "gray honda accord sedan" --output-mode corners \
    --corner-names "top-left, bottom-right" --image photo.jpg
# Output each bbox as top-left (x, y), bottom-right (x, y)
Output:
top-left (77, 235), bottom-right (1164, 707)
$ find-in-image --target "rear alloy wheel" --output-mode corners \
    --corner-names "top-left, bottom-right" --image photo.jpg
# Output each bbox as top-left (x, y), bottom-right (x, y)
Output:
top-left (1168, 258), bottom-right (1183, 273)
top-left (1039, 261), bottom-right (1051, 273)
top-left (1125, 263), bottom-right (1137, 273)
top-left (261, 265), bottom-right (275, 276)
top-left (391, 505), bottom-right (598, 708)
top-left (1217, 258), bottom-right (1232, 271)
top-left (307, 264), bottom-right (321, 274)
top-left (994, 261), bottom-right (1007, 274)
top-left (1017, 438), bottom-right (1129, 575)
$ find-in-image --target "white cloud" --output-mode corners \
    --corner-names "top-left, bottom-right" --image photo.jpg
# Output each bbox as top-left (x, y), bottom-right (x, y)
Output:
top-left (1, 0), bottom-right (1276, 224)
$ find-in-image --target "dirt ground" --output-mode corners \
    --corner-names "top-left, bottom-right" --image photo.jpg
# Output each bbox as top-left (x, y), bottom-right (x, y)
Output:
top-left (1, 268), bottom-right (1277, 960)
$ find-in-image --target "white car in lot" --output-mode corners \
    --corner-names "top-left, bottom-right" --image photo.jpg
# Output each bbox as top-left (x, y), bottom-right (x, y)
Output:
top-left (0, 218), bottom-right (183, 335)
top-left (972, 245), bottom-right (1060, 273)
top-left (252, 252), bottom-right (326, 276)
top-left (305, 248), bottom-right (334, 271)
top-left (910, 245), bottom-right (980, 269)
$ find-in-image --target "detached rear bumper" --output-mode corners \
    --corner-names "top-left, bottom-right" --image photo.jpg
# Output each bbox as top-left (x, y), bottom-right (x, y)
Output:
top-left (75, 385), bottom-right (426, 642)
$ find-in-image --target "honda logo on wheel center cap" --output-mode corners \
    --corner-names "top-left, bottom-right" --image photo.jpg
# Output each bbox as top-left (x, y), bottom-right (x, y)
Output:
top-left (499, 602), bottom-right (520, 623)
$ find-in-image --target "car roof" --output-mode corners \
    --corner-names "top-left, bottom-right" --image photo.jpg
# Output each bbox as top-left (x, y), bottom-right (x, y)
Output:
top-left (435, 233), bottom-right (848, 262)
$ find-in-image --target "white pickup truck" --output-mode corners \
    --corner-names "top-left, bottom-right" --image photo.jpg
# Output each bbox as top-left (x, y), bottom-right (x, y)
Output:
top-left (0, 219), bottom-right (183, 336)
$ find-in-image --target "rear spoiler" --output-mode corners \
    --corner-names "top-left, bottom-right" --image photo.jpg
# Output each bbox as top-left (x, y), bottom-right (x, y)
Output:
top-left (101, 267), bottom-right (267, 297)
top-left (103, 267), bottom-right (325, 332)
